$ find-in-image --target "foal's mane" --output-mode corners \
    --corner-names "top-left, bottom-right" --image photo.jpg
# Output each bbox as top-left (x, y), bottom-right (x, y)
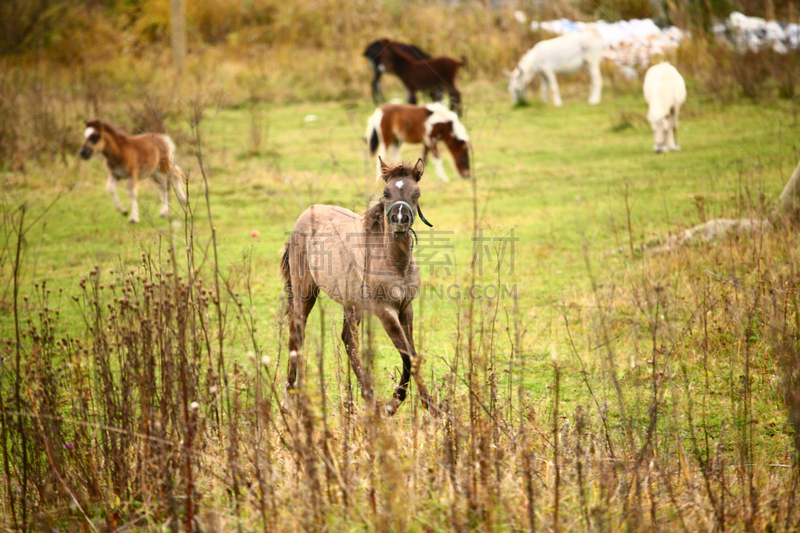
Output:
top-left (363, 202), bottom-right (385, 234)
top-left (93, 120), bottom-right (127, 138)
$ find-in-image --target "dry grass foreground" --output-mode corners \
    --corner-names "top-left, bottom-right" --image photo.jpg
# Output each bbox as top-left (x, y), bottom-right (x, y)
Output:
top-left (2, 0), bottom-right (800, 531)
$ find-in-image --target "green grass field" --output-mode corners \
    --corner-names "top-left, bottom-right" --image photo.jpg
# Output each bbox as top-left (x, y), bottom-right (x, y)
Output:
top-left (3, 76), bottom-right (800, 529)
top-left (5, 85), bottom-right (797, 350)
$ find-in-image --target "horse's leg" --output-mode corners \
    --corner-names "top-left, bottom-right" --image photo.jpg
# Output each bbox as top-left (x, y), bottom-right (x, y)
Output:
top-left (406, 84), bottom-right (418, 105)
top-left (341, 307), bottom-right (376, 409)
top-left (106, 175), bottom-right (126, 216)
top-left (588, 61), bottom-right (602, 105)
top-left (669, 105), bottom-right (681, 151)
top-left (429, 144), bottom-right (449, 182)
top-left (383, 306), bottom-right (414, 415)
top-left (286, 281), bottom-right (317, 392)
top-left (156, 173), bottom-right (170, 218)
top-left (127, 172), bottom-right (140, 223)
top-left (544, 69), bottom-right (562, 107)
top-left (372, 70), bottom-right (384, 104)
top-left (539, 74), bottom-right (548, 104)
top-left (449, 87), bottom-right (463, 117)
top-left (376, 307), bottom-right (438, 416)
top-left (389, 140), bottom-right (401, 162)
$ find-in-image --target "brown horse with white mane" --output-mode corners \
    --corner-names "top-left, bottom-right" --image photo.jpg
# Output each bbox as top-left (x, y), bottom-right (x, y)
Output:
top-left (79, 119), bottom-right (187, 223)
top-left (365, 103), bottom-right (470, 182)
top-left (281, 158), bottom-right (438, 416)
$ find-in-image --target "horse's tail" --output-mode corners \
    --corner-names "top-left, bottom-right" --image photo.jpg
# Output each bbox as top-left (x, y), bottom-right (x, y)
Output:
top-left (280, 243), bottom-right (292, 310)
top-left (159, 134), bottom-right (188, 206)
top-left (365, 108), bottom-right (384, 156)
top-left (369, 128), bottom-right (379, 155)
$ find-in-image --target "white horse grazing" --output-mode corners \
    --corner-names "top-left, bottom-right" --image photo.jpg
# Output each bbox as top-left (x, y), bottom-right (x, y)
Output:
top-left (643, 62), bottom-right (686, 153)
top-left (504, 27), bottom-right (604, 107)
top-left (503, 26), bottom-right (604, 107)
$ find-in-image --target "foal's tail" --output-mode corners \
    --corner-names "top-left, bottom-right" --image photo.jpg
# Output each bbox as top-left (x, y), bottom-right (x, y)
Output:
top-left (364, 108), bottom-right (384, 156)
top-left (280, 243), bottom-right (292, 311)
top-left (160, 134), bottom-right (188, 206)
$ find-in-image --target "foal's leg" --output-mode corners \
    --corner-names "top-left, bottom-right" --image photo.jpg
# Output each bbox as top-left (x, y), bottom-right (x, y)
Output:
top-left (341, 307), bottom-right (376, 409)
top-left (155, 173), bottom-right (170, 218)
top-left (544, 70), bottom-right (562, 107)
top-left (286, 283), bottom-right (317, 392)
top-left (377, 307), bottom-right (438, 416)
top-left (106, 175), bottom-right (126, 216)
top-left (588, 61), bottom-right (602, 105)
top-left (127, 173), bottom-right (140, 223)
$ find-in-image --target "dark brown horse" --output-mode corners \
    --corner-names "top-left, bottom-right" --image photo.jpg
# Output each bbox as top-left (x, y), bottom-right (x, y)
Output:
top-left (377, 39), bottom-right (466, 115)
top-left (281, 158), bottom-right (438, 416)
top-left (363, 39), bottom-right (440, 104)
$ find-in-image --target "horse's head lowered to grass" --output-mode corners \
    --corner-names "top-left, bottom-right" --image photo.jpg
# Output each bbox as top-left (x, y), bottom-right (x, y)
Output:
top-left (503, 66), bottom-right (529, 105)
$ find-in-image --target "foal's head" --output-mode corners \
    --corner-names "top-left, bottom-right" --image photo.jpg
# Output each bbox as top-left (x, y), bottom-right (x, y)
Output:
top-left (79, 119), bottom-right (107, 160)
top-left (378, 157), bottom-right (424, 235)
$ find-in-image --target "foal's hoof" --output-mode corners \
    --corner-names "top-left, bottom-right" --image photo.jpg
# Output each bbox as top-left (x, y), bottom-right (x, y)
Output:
top-left (421, 396), bottom-right (441, 418)
top-left (120, 210), bottom-right (128, 217)
top-left (383, 398), bottom-right (401, 417)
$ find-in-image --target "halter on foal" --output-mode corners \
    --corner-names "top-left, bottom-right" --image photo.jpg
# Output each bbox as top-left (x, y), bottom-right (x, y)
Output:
top-left (79, 119), bottom-right (188, 223)
top-left (365, 103), bottom-right (470, 182)
top-left (281, 158), bottom-right (438, 416)
top-left (377, 39), bottom-right (466, 115)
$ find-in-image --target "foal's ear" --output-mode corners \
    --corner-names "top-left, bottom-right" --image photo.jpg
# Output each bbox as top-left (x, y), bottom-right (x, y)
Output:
top-left (412, 158), bottom-right (424, 181)
top-left (502, 69), bottom-right (512, 78)
top-left (378, 156), bottom-right (390, 181)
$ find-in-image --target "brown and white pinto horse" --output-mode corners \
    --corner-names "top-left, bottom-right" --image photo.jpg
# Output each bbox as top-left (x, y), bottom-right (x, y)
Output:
top-left (79, 119), bottom-right (187, 223)
top-left (281, 158), bottom-right (438, 416)
top-left (365, 103), bottom-right (470, 182)
top-left (376, 39), bottom-right (466, 115)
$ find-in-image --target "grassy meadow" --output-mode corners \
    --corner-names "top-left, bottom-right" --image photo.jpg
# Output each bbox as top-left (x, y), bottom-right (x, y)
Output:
top-left (3, 1), bottom-right (800, 530)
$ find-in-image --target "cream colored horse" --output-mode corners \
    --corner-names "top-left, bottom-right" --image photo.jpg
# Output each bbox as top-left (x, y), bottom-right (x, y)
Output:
top-left (281, 158), bottom-right (438, 416)
top-left (643, 62), bottom-right (686, 153)
top-left (504, 27), bottom-right (604, 107)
